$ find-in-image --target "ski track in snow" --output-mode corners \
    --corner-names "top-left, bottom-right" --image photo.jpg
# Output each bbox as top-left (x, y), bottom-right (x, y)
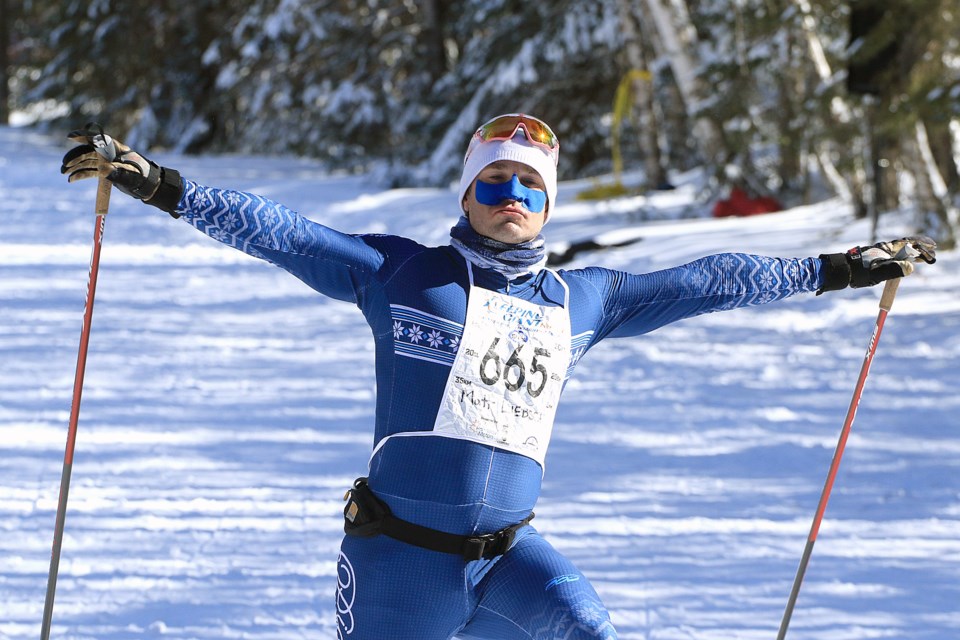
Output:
top-left (2, 126), bottom-right (959, 639)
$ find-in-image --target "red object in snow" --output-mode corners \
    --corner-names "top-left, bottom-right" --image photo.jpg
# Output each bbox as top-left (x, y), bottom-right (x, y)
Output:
top-left (712, 187), bottom-right (783, 217)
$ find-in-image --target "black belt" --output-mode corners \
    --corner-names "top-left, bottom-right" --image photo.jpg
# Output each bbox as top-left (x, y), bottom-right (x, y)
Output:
top-left (343, 477), bottom-right (534, 562)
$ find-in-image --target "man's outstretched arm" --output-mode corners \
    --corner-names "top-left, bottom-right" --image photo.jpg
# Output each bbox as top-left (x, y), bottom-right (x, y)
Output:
top-left (62, 124), bottom-right (387, 302)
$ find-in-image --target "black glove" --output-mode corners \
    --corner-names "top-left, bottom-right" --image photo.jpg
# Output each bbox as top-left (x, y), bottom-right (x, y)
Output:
top-left (818, 236), bottom-right (937, 294)
top-left (60, 123), bottom-right (183, 217)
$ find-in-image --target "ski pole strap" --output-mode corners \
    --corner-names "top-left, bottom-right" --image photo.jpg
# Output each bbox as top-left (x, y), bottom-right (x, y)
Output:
top-left (343, 477), bottom-right (534, 561)
top-left (816, 252), bottom-right (851, 295)
top-left (143, 167), bottom-right (183, 218)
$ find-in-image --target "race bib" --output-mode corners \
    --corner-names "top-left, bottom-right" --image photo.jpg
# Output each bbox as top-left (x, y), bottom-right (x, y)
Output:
top-left (432, 269), bottom-right (570, 467)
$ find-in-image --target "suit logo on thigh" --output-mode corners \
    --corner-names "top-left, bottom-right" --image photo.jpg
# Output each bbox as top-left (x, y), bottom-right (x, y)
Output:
top-left (336, 552), bottom-right (356, 637)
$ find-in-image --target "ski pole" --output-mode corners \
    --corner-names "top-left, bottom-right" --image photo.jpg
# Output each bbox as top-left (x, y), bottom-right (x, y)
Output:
top-left (776, 277), bottom-right (901, 639)
top-left (41, 172), bottom-right (112, 640)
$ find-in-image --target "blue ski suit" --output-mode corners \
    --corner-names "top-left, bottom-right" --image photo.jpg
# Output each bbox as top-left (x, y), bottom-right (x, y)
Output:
top-left (173, 180), bottom-right (824, 639)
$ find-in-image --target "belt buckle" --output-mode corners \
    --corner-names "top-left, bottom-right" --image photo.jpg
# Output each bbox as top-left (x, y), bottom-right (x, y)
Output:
top-left (498, 526), bottom-right (518, 553)
top-left (462, 533), bottom-right (497, 561)
top-left (463, 526), bottom-right (520, 561)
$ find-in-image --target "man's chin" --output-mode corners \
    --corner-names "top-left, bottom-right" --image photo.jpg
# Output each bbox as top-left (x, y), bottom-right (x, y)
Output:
top-left (489, 224), bottom-right (537, 244)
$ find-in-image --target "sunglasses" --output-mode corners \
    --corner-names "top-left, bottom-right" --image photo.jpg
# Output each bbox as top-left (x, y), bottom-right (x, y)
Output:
top-left (467, 114), bottom-right (560, 162)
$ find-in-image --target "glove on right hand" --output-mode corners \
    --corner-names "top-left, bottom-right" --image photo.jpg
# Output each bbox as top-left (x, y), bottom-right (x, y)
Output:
top-left (818, 236), bottom-right (937, 293)
top-left (848, 236), bottom-right (937, 287)
top-left (61, 123), bottom-right (182, 215)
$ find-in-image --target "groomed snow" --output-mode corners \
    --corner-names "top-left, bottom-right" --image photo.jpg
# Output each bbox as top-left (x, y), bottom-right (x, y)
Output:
top-left (1, 125), bottom-right (958, 639)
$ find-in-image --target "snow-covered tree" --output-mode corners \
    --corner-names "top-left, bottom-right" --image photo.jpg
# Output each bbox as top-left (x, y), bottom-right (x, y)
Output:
top-left (8, 0), bottom-right (958, 242)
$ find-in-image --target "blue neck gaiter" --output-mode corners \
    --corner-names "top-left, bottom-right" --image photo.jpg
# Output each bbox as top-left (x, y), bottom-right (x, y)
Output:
top-left (449, 216), bottom-right (546, 279)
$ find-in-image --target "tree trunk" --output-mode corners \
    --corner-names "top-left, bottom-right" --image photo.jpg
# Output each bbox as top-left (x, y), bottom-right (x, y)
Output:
top-left (791, 0), bottom-right (867, 208)
top-left (616, 0), bottom-right (667, 189)
top-left (951, 118), bottom-right (960, 188)
top-left (639, 0), bottom-right (725, 167)
top-left (419, 0), bottom-right (448, 83)
top-left (769, 0), bottom-right (806, 195)
top-left (925, 119), bottom-right (959, 195)
top-left (0, 0), bottom-right (10, 124)
top-left (908, 119), bottom-right (957, 248)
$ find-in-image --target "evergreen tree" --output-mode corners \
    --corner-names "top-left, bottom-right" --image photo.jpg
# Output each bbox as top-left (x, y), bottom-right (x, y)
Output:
top-left (414, 0), bottom-right (628, 185)
top-left (21, 0), bottom-right (228, 147)
top-left (6, 0), bottom-right (957, 242)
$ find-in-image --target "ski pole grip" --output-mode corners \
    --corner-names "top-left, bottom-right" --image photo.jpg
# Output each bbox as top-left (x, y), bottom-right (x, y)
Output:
top-left (95, 176), bottom-right (112, 215)
top-left (879, 277), bottom-right (900, 311)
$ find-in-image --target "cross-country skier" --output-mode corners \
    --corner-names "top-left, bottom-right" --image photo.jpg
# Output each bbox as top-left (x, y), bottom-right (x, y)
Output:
top-left (62, 114), bottom-right (935, 639)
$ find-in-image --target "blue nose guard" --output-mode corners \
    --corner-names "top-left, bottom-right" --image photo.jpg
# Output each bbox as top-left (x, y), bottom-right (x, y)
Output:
top-left (475, 175), bottom-right (547, 214)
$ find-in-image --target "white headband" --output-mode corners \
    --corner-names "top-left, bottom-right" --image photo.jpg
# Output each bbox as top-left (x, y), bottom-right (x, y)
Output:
top-left (458, 134), bottom-right (558, 222)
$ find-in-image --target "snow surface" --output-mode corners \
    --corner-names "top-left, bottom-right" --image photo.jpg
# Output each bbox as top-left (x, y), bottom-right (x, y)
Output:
top-left (1, 125), bottom-right (959, 639)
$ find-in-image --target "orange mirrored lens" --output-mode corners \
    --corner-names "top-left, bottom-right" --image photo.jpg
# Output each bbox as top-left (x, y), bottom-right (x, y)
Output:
top-left (478, 115), bottom-right (558, 149)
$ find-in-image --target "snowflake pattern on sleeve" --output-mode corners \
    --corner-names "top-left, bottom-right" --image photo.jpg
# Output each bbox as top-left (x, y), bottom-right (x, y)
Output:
top-left (176, 179), bottom-right (309, 261)
top-left (682, 253), bottom-right (820, 307)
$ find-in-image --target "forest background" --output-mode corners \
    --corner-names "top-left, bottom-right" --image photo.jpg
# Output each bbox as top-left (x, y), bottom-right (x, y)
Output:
top-left (2, 0), bottom-right (959, 245)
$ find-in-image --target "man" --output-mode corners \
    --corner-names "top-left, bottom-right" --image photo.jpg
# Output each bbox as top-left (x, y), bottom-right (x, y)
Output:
top-left (62, 115), bottom-right (935, 639)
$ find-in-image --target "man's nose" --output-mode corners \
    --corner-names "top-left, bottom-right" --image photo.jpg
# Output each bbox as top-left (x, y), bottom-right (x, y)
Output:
top-left (501, 175), bottom-right (524, 202)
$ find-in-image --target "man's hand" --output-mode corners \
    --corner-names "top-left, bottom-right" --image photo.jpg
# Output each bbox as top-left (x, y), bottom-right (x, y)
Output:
top-left (849, 236), bottom-right (937, 287)
top-left (61, 124), bottom-right (161, 199)
top-left (818, 236), bottom-right (937, 293)
top-left (61, 123), bottom-right (183, 215)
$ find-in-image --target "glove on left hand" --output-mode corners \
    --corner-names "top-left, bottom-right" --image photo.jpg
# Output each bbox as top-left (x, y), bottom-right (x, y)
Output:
top-left (818, 236), bottom-right (937, 293)
top-left (61, 123), bottom-right (182, 216)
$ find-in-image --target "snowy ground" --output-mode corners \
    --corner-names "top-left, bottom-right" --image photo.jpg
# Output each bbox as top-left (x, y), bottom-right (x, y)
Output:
top-left (1, 124), bottom-right (959, 639)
